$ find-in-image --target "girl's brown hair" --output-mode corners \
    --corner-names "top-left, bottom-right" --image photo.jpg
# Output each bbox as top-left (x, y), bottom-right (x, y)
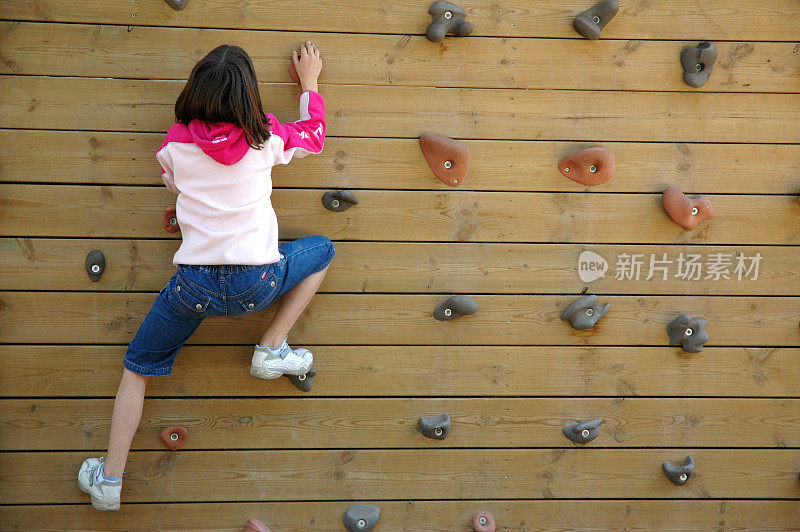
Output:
top-left (175, 45), bottom-right (270, 148)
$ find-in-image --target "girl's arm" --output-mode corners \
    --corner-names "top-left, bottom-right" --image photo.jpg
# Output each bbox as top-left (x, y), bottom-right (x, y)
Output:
top-left (266, 90), bottom-right (326, 164)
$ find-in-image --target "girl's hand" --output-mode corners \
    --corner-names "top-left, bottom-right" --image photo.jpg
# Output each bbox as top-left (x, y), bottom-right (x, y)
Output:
top-left (292, 41), bottom-right (322, 93)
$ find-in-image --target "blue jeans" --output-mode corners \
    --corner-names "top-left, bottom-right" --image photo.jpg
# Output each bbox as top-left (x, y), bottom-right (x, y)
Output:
top-left (123, 235), bottom-right (335, 376)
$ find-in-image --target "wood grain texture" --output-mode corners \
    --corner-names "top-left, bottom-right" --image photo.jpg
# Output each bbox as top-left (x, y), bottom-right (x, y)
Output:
top-left (3, 77), bottom-right (799, 142)
top-left (2, 239), bottom-right (794, 296)
top-left (3, 0), bottom-right (799, 40)
top-left (2, 345), bottom-right (795, 398)
top-left (1, 292), bottom-right (797, 346)
top-left (3, 185), bottom-right (799, 245)
top-left (4, 22), bottom-right (799, 93)
top-left (4, 131), bottom-right (800, 195)
top-left (2, 501), bottom-right (798, 532)
top-left (4, 398), bottom-right (800, 450)
top-left (2, 449), bottom-right (799, 503)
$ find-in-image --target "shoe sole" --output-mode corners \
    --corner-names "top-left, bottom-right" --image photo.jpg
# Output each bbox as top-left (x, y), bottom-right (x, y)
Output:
top-left (250, 362), bottom-right (312, 378)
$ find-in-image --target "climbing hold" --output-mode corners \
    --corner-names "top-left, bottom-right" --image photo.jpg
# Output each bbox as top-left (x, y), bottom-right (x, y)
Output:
top-left (163, 206), bottom-right (180, 233)
top-left (472, 511), bottom-right (496, 532)
top-left (244, 518), bottom-right (271, 532)
top-left (85, 250), bottom-right (106, 282)
top-left (288, 61), bottom-right (301, 86)
top-left (286, 366), bottom-right (316, 392)
top-left (434, 295), bottom-right (478, 321)
top-left (563, 418), bottom-right (603, 444)
top-left (165, 0), bottom-right (189, 10)
top-left (426, 1), bottom-right (473, 42)
top-left (573, 0), bottom-right (619, 39)
top-left (561, 295), bottom-right (610, 330)
top-left (558, 147), bottom-right (615, 186)
top-left (160, 425), bottom-right (188, 451)
top-left (343, 504), bottom-right (381, 532)
top-left (681, 42), bottom-right (717, 88)
top-left (661, 186), bottom-right (714, 230)
top-left (419, 132), bottom-right (471, 187)
top-left (668, 314), bottom-right (709, 353)
top-left (419, 413), bottom-right (451, 440)
top-left (322, 190), bottom-right (358, 212)
top-left (663, 456), bottom-right (694, 485)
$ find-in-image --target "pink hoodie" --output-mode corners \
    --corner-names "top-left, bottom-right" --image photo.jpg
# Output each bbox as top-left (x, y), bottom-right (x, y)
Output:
top-left (156, 91), bottom-right (326, 266)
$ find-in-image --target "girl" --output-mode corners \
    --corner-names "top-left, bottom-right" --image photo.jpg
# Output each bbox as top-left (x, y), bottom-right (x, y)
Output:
top-left (78, 42), bottom-right (333, 511)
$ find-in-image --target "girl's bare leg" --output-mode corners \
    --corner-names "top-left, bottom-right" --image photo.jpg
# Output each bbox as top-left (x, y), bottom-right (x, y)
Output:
top-left (104, 368), bottom-right (149, 478)
top-left (260, 265), bottom-right (329, 347)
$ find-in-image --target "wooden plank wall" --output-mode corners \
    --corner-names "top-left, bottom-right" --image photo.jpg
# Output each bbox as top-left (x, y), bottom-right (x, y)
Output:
top-left (1, 1), bottom-right (800, 530)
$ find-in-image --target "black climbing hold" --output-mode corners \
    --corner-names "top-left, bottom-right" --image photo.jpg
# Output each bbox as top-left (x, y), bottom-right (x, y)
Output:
top-left (667, 314), bottom-right (709, 353)
top-left (419, 413), bottom-right (451, 440)
top-left (165, 0), bottom-right (189, 10)
top-left (681, 42), bottom-right (717, 88)
top-left (286, 366), bottom-right (316, 392)
top-left (434, 295), bottom-right (478, 321)
top-left (321, 190), bottom-right (358, 212)
top-left (343, 504), bottom-right (381, 532)
top-left (563, 417), bottom-right (603, 444)
top-left (573, 0), bottom-right (619, 39)
top-left (663, 456), bottom-right (694, 485)
top-left (561, 295), bottom-right (610, 330)
top-left (426, 1), bottom-right (473, 43)
top-left (85, 250), bottom-right (105, 282)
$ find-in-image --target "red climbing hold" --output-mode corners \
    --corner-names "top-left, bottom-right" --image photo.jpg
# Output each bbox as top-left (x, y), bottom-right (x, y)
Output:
top-left (661, 186), bottom-right (714, 230)
top-left (419, 132), bottom-right (471, 187)
top-left (288, 61), bottom-right (301, 86)
top-left (244, 518), bottom-right (272, 532)
top-left (163, 206), bottom-right (180, 233)
top-left (472, 511), bottom-right (496, 532)
top-left (558, 147), bottom-right (615, 186)
top-left (160, 425), bottom-right (188, 451)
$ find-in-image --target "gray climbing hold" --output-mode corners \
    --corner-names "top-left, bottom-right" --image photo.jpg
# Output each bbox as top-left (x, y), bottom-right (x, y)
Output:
top-left (85, 250), bottom-right (105, 282)
top-left (663, 456), bottom-right (694, 485)
top-left (343, 504), bottom-right (381, 532)
top-left (563, 418), bottom-right (603, 444)
top-left (286, 366), bottom-right (316, 393)
top-left (668, 314), bottom-right (709, 353)
top-left (681, 42), bottom-right (717, 87)
top-left (321, 190), bottom-right (358, 212)
top-left (561, 295), bottom-right (610, 330)
top-left (426, 1), bottom-right (473, 42)
top-left (573, 0), bottom-right (620, 39)
top-left (419, 413), bottom-right (451, 440)
top-left (434, 295), bottom-right (478, 321)
top-left (165, 0), bottom-right (189, 10)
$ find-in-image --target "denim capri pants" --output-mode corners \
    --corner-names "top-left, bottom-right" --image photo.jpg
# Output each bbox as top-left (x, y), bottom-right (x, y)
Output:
top-left (123, 235), bottom-right (335, 376)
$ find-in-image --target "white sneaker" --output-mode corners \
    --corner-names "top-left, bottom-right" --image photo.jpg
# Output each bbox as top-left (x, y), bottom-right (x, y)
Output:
top-left (250, 341), bottom-right (313, 379)
top-left (78, 457), bottom-right (121, 511)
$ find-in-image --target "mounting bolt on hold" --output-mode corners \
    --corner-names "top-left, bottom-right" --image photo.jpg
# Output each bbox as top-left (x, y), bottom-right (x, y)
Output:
top-left (321, 190), bottom-right (358, 212)
top-left (563, 418), bottom-right (603, 444)
top-left (343, 504), bottom-right (381, 532)
top-left (426, 1), bottom-right (473, 42)
top-left (160, 425), bottom-right (188, 451)
top-left (573, 0), bottom-right (619, 39)
top-left (561, 295), bottom-right (610, 330)
top-left (663, 456), bottom-right (694, 485)
top-left (420, 132), bottom-right (471, 187)
top-left (434, 295), bottom-right (478, 321)
top-left (419, 413), bottom-right (451, 440)
top-left (668, 315), bottom-right (709, 353)
top-left (681, 42), bottom-right (717, 87)
top-left (165, 0), bottom-right (189, 10)
top-left (472, 511), bottom-right (496, 532)
top-left (85, 250), bottom-right (106, 282)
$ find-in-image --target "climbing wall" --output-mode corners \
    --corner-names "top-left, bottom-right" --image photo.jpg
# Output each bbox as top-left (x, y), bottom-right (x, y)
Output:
top-left (2, 1), bottom-right (800, 529)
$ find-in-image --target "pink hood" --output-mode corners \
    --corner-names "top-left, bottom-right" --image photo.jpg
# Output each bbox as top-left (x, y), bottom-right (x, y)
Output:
top-left (161, 121), bottom-right (251, 166)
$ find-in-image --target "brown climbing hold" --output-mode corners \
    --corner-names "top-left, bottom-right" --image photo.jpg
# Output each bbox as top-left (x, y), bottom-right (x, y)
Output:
top-left (661, 186), bottom-right (714, 230)
top-left (160, 425), bottom-right (187, 451)
top-left (558, 147), bottom-right (615, 186)
top-left (288, 61), bottom-right (301, 86)
top-left (163, 206), bottom-right (180, 233)
top-left (573, 0), bottom-right (620, 39)
top-left (472, 511), bottom-right (496, 532)
top-left (244, 519), bottom-right (271, 532)
top-left (419, 133), bottom-right (471, 187)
